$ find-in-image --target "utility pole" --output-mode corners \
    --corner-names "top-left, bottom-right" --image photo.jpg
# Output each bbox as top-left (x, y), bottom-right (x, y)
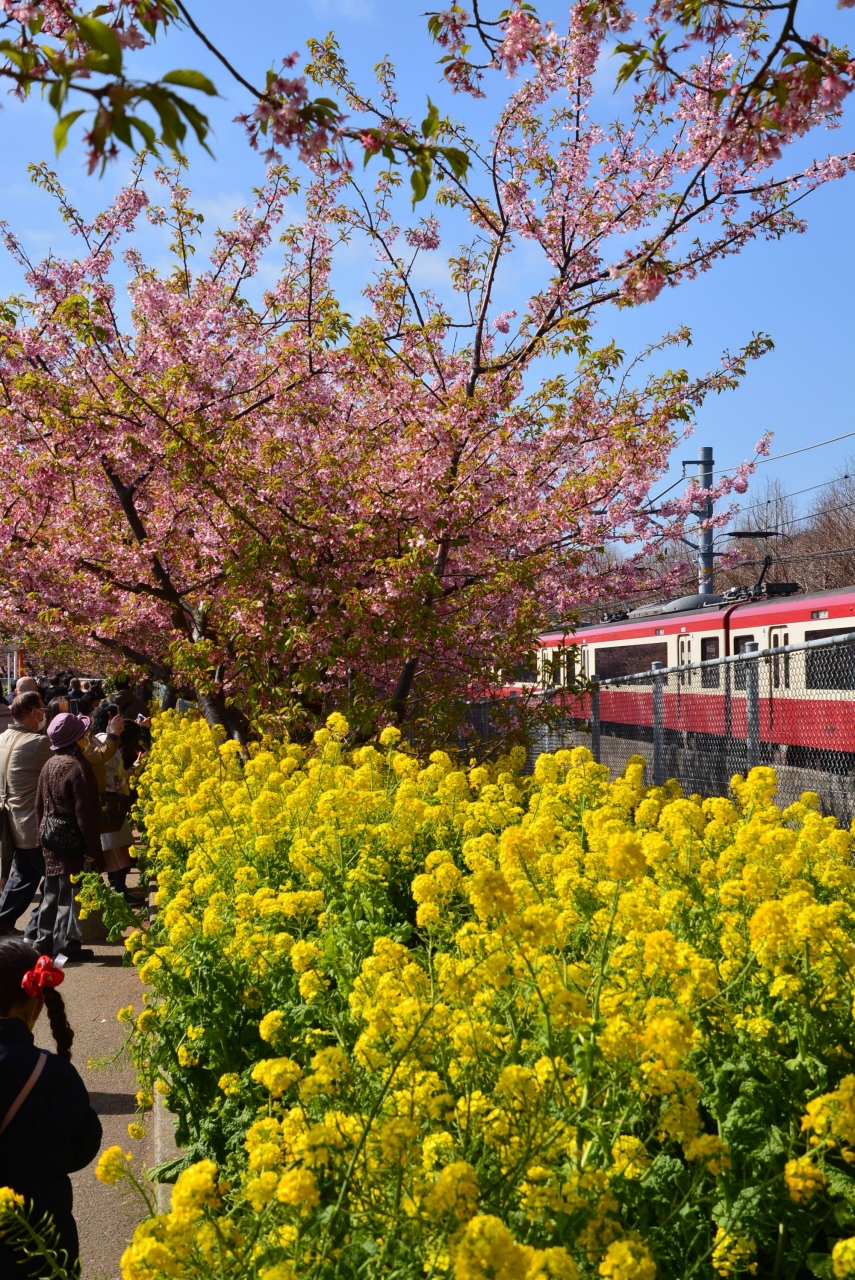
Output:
top-left (680, 446), bottom-right (715, 595)
top-left (697, 446), bottom-right (714, 595)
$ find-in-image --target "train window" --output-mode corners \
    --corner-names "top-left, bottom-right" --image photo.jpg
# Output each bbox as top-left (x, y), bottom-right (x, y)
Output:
top-left (733, 634), bottom-right (755, 691)
top-left (701, 637), bottom-right (720, 688)
top-left (805, 627), bottom-right (855, 642)
top-left (558, 649), bottom-right (576, 686)
top-left (515, 657), bottom-right (538, 684)
top-left (548, 649), bottom-right (566, 686)
top-left (805, 627), bottom-right (855, 690)
top-left (593, 642), bottom-right (668, 682)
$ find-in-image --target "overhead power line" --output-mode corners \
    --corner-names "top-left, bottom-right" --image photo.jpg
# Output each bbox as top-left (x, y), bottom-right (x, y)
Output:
top-left (737, 545), bottom-right (855, 569)
top-left (729, 496), bottom-right (855, 533)
top-left (650, 439), bottom-right (855, 516)
top-left (716, 430), bottom-right (855, 479)
top-left (734, 474), bottom-right (851, 517)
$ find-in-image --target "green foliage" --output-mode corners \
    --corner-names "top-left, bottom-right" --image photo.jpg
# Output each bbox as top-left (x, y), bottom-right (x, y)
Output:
top-left (109, 713), bottom-right (855, 1278)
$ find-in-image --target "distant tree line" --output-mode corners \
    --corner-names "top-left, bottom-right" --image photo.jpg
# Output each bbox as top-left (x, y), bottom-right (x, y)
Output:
top-left (720, 466), bottom-right (855, 594)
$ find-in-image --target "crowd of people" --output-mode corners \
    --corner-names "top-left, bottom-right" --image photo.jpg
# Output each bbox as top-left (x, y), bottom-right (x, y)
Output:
top-left (0, 673), bottom-right (151, 961)
top-left (0, 672), bottom-right (154, 1275)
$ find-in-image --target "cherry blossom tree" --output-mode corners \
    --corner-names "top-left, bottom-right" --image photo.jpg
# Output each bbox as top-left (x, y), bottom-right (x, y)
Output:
top-left (0, 0), bottom-right (851, 741)
top-left (1, 1), bottom-right (849, 194)
top-left (428, 0), bottom-right (853, 146)
top-left (0, 0), bottom-right (467, 191)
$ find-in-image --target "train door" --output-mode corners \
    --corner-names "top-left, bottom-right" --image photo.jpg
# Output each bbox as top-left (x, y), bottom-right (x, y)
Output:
top-left (767, 625), bottom-right (790, 754)
top-left (769, 626), bottom-right (790, 690)
top-left (678, 634), bottom-right (692, 685)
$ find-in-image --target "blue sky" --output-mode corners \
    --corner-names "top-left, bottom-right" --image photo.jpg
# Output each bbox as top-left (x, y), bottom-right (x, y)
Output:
top-left (0, 0), bottom-right (852, 534)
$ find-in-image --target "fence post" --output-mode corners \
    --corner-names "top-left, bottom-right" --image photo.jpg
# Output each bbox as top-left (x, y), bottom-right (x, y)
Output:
top-left (590, 676), bottom-right (600, 763)
top-left (744, 642), bottom-right (760, 772)
top-left (651, 661), bottom-right (665, 786)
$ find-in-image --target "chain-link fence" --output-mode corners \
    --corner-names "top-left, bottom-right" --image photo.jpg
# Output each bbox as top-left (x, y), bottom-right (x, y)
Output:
top-left (523, 631), bottom-right (855, 824)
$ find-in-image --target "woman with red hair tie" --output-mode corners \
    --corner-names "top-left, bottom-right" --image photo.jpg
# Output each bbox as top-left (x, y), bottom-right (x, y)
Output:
top-left (0, 940), bottom-right (101, 1275)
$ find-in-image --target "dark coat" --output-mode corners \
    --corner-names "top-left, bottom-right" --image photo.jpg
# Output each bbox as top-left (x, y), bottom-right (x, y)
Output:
top-left (35, 748), bottom-right (101, 876)
top-left (0, 1017), bottom-right (102, 1276)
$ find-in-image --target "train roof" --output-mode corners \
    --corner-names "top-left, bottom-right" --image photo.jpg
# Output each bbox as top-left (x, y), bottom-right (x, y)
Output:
top-left (540, 583), bottom-right (855, 644)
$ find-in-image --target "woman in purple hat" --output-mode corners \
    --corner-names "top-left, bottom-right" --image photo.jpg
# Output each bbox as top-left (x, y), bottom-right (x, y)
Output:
top-left (33, 713), bottom-right (101, 960)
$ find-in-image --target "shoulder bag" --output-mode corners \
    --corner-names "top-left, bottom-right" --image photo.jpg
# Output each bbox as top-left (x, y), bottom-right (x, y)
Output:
top-left (41, 810), bottom-right (86, 858)
top-left (0, 1051), bottom-right (47, 1134)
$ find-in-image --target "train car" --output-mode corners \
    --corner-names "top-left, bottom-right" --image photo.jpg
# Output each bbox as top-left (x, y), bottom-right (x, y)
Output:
top-left (506, 584), bottom-right (855, 763)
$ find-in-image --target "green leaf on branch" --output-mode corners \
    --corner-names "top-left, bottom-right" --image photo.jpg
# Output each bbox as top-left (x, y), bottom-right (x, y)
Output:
top-left (128, 116), bottom-right (159, 151)
top-left (75, 16), bottom-right (123, 76)
top-left (81, 50), bottom-right (120, 74)
top-left (162, 68), bottom-right (218, 95)
top-left (111, 110), bottom-right (134, 148)
top-left (170, 95), bottom-right (213, 151)
top-left (53, 109), bottom-right (85, 156)
top-left (422, 97), bottom-right (440, 138)
top-left (411, 167), bottom-right (429, 207)
top-left (47, 78), bottom-right (62, 112)
top-left (140, 86), bottom-right (187, 151)
top-left (440, 145), bottom-right (469, 180)
top-left (615, 44), bottom-right (650, 87)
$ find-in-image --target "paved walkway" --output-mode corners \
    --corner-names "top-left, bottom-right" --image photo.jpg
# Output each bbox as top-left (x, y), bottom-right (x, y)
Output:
top-left (28, 920), bottom-right (152, 1279)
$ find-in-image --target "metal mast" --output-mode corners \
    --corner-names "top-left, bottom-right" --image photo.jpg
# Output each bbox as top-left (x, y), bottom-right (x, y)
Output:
top-left (698, 446), bottom-right (714, 595)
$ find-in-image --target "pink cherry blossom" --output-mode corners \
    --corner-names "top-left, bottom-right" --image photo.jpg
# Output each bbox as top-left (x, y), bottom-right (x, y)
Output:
top-left (497, 8), bottom-right (542, 77)
top-left (0, 0), bottom-right (852, 739)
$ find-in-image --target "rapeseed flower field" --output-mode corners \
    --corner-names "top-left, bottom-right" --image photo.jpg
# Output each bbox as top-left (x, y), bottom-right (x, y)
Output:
top-left (71, 714), bottom-right (855, 1277)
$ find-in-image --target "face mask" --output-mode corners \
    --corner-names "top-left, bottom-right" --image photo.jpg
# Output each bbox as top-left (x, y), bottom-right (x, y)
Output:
top-left (35, 713), bottom-right (46, 731)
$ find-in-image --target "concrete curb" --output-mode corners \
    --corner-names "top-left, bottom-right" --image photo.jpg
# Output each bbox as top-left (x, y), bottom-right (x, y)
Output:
top-left (146, 875), bottom-right (185, 1213)
top-left (153, 1092), bottom-right (181, 1212)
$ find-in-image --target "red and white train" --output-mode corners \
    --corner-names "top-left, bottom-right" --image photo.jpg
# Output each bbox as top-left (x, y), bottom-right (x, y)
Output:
top-left (517, 584), bottom-right (855, 764)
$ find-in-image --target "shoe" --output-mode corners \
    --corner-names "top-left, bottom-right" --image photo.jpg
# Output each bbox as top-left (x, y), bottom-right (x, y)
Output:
top-left (61, 942), bottom-right (96, 962)
top-left (123, 888), bottom-right (148, 905)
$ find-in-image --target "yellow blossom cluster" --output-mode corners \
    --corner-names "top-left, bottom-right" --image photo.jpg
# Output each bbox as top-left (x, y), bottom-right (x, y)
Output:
top-left (114, 714), bottom-right (855, 1280)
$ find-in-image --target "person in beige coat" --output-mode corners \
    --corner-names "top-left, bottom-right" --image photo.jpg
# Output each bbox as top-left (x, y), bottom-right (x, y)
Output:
top-left (0, 678), bottom-right (39, 736)
top-left (0, 693), bottom-right (50, 921)
top-left (82, 714), bottom-right (121, 793)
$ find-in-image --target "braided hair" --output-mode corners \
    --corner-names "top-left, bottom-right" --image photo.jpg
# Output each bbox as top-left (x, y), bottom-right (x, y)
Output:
top-left (0, 940), bottom-right (74, 1059)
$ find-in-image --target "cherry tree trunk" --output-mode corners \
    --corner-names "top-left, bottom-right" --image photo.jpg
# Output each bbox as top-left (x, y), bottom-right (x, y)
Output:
top-left (198, 692), bottom-right (252, 746)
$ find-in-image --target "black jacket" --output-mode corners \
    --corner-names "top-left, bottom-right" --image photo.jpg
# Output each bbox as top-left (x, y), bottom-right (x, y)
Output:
top-left (0, 1017), bottom-right (102, 1275)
